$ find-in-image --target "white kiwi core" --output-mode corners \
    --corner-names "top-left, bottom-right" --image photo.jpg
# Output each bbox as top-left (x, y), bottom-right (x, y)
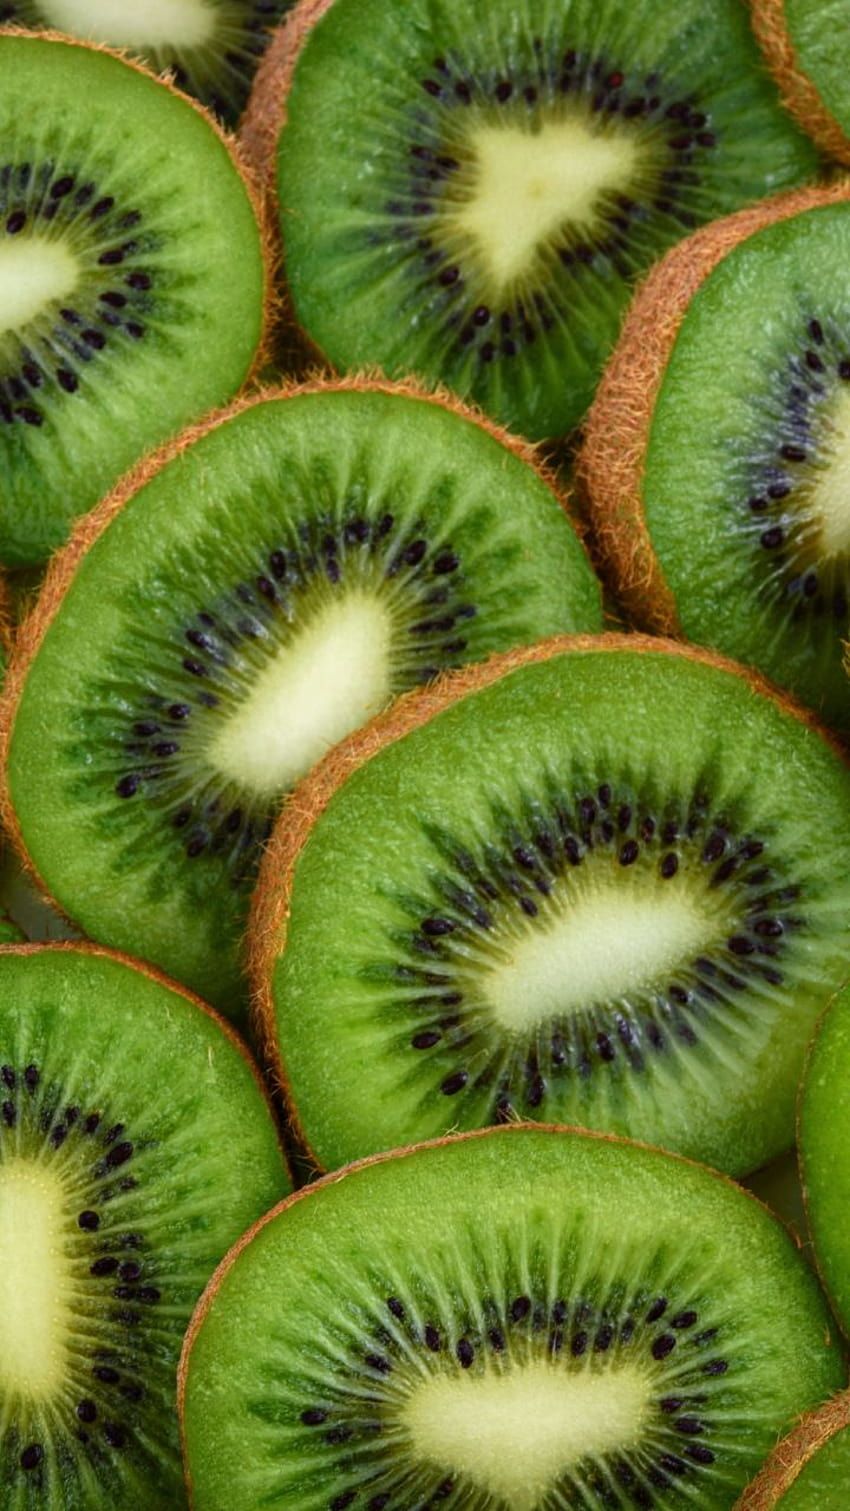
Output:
top-left (403, 1358), bottom-right (651, 1511)
top-left (0, 1161), bottom-right (70, 1397)
top-left (811, 387), bottom-right (850, 558)
top-left (40, 0), bottom-right (217, 48)
top-left (0, 237), bottom-right (79, 336)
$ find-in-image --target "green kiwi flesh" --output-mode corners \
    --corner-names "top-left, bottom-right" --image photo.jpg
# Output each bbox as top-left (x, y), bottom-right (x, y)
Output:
top-left (180, 1124), bottom-right (842, 1510)
top-left (3, 385), bottom-right (601, 1017)
top-left (639, 202), bottom-right (850, 733)
top-left (0, 33), bottom-right (265, 565)
top-left (276, 0), bottom-right (818, 441)
top-left (0, 944), bottom-right (288, 1508)
top-left (261, 642), bottom-right (850, 1175)
top-left (771, 1425), bottom-right (850, 1507)
top-left (783, 0), bottom-right (850, 142)
top-left (799, 982), bottom-right (850, 1338)
top-left (2, 1), bottom-right (293, 125)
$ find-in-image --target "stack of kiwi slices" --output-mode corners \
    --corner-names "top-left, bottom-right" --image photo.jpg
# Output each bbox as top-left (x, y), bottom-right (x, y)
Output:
top-left (8, 3), bottom-right (850, 1507)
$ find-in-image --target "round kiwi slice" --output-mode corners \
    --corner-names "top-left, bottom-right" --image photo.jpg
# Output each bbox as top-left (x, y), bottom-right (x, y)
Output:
top-left (0, 31), bottom-right (267, 566)
top-left (243, 0), bottom-right (819, 442)
top-left (0, 379), bottom-right (601, 1017)
top-left (251, 634), bottom-right (850, 1177)
top-left (799, 982), bottom-right (850, 1340)
top-left (179, 1124), bottom-right (843, 1510)
top-left (2, 3), bottom-right (294, 125)
top-left (752, 0), bottom-right (850, 167)
top-left (0, 941), bottom-right (288, 1507)
top-left (736, 1392), bottom-right (850, 1508)
top-left (580, 185), bottom-right (850, 733)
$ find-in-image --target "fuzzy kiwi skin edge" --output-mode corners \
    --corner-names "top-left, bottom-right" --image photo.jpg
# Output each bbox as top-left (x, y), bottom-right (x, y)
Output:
top-left (247, 629), bottom-right (844, 1175)
top-left (576, 182), bottom-right (850, 634)
top-left (751, 0), bottom-right (850, 166)
top-left (177, 1118), bottom-right (838, 1506)
top-left (734, 1390), bottom-right (850, 1508)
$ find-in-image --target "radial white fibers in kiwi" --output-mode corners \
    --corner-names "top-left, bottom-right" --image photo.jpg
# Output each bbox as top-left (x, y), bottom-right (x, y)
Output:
top-left (180, 1125), bottom-right (842, 1511)
top-left (1, 382), bottom-right (601, 1017)
top-left (0, 32), bottom-right (266, 566)
top-left (0, 944), bottom-right (288, 1508)
top-left (252, 637), bottom-right (850, 1176)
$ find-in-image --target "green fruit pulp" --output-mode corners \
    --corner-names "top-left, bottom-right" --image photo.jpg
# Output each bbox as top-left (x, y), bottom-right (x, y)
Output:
top-left (778, 1421), bottom-right (850, 1507)
top-left (785, 0), bottom-right (850, 140)
top-left (800, 982), bottom-right (850, 1337)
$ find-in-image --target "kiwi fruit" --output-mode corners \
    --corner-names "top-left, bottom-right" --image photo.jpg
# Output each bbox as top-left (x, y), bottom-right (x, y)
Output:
top-left (250, 633), bottom-right (850, 1177)
top-left (0, 941), bottom-right (288, 1507)
top-left (179, 1123), bottom-right (842, 1510)
top-left (242, 0), bottom-right (819, 442)
top-left (0, 31), bottom-right (268, 566)
top-left (1, 4), bottom-right (294, 125)
top-left (0, 378), bottom-right (601, 1017)
top-left (579, 184), bottom-right (850, 734)
top-left (736, 1391), bottom-right (850, 1508)
top-left (798, 981), bottom-right (850, 1340)
top-left (752, 0), bottom-right (850, 166)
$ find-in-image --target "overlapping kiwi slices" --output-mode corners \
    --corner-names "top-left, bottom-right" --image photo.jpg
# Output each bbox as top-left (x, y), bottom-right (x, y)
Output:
top-left (0, 381), bottom-right (601, 1016)
top-left (180, 1125), bottom-right (842, 1510)
top-left (246, 0), bottom-right (819, 440)
top-left (581, 186), bottom-right (850, 734)
top-left (737, 1392), bottom-right (850, 1509)
top-left (0, 943), bottom-right (288, 1508)
top-left (752, 0), bottom-right (850, 166)
top-left (3, 3), bottom-right (293, 125)
top-left (799, 982), bottom-right (850, 1340)
top-left (0, 32), bottom-right (267, 566)
top-left (252, 635), bottom-right (850, 1176)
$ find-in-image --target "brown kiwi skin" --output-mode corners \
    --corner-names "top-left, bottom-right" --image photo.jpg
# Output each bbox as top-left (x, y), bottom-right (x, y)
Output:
top-left (177, 1117), bottom-right (820, 1507)
top-left (734, 1389), bottom-right (850, 1507)
top-left (751, 0), bottom-right (850, 166)
top-left (576, 183), bottom-right (850, 635)
top-left (0, 373), bottom-right (586, 981)
top-left (247, 630), bottom-right (844, 1174)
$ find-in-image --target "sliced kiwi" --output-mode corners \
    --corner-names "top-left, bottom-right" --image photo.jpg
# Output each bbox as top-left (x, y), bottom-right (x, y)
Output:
top-left (799, 982), bottom-right (850, 1340)
top-left (736, 1392), bottom-right (850, 1508)
top-left (580, 185), bottom-right (850, 734)
top-left (2, 2), bottom-right (293, 125)
top-left (752, 0), bottom-right (850, 166)
top-left (179, 1124), bottom-right (842, 1510)
top-left (0, 380), bottom-right (601, 1017)
top-left (0, 942), bottom-right (288, 1507)
top-left (0, 31), bottom-right (267, 566)
top-left (245, 0), bottom-right (819, 441)
top-left (251, 634), bottom-right (850, 1177)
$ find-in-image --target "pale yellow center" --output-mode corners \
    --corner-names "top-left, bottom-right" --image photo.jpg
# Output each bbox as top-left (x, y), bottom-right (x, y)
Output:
top-left (209, 592), bottom-right (394, 798)
top-left (0, 237), bottom-right (78, 336)
top-left (0, 1162), bottom-right (69, 1396)
top-left (811, 387), bottom-right (850, 558)
top-left (41, 0), bottom-right (217, 48)
top-left (444, 118), bottom-right (642, 295)
top-left (404, 1359), bottom-right (651, 1511)
top-left (483, 869), bottom-right (725, 1033)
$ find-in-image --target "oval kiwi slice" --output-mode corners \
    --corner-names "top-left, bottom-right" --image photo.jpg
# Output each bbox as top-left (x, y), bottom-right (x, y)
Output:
top-left (246, 0), bottom-right (819, 441)
top-left (0, 380), bottom-right (600, 1017)
top-left (752, 0), bottom-right (850, 166)
top-left (799, 982), bottom-right (850, 1339)
top-left (251, 634), bottom-right (850, 1176)
top-left (736, 1392), bottom-right (850, 1508)
top-left (0, 942), bottom-right (288, 1507)
top-left (0, 32), bottom-right (267, 566)
top-left (580, 185), bottom-right (850, 733)
top-left (179, 1124), bottom-right (842, 1510)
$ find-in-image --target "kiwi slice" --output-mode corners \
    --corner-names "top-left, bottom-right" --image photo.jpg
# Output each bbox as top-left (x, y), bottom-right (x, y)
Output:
top-left (752, 0), bottom-right (850, 167)
top-left (0, 32), bottom-right (267, 566)
top-left (799, 981), bottom-right (850, 1340)
top-left (0, 941), bottom-right (288, 1507)
top-left (0, 380), bottom-right (601, 1017)
top-left (250, 634), bottom-right (850, 1177)
top-left (2, 3), bottom-right (293, 125)
top-left (244, 0), bottom-right (819, 442)
top-left (580, 185), bottom-right (850, 733)
top-left (179, 1124), bottom-right (842, 1510)
top-left (736, 1392), bottom-right (850, 1508)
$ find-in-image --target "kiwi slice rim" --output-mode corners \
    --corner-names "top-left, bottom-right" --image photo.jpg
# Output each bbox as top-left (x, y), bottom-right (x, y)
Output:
top-left (248, 628), bottom-right (842, 1173)
top-left (751, 0), bottom-right (850, 166)
top-left (577, 181), bottom-right (850, 633)
top-left (797, 981), bottom-right (850, 1343)
top-left (241, 0), bottom-right (331, 221)
top-left (734, 1389), bottom-right (850, 1508)
top-left (0, 372), bottom-right (588, 975)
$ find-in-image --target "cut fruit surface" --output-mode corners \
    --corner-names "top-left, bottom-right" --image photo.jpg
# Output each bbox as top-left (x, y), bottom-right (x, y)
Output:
top-left (0, 32), bottom-right (266, 565)
top-left (736, 1391), bottom-right (850, 1508)
top-left (179, 1125), bottom-right (842, 1511)
top-left (261, 0), bottom-right (818, 440)
top-left (252, 635), bottom-right (850, 1175)
top-left (1, 382), bottom-right (600, 1016)
top-left (752, 0), bottom-right (850, 165)
top-left (799, 982), bottom-right (850, 1339)
top-left (0, 943), bottom-right (287, 1508)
